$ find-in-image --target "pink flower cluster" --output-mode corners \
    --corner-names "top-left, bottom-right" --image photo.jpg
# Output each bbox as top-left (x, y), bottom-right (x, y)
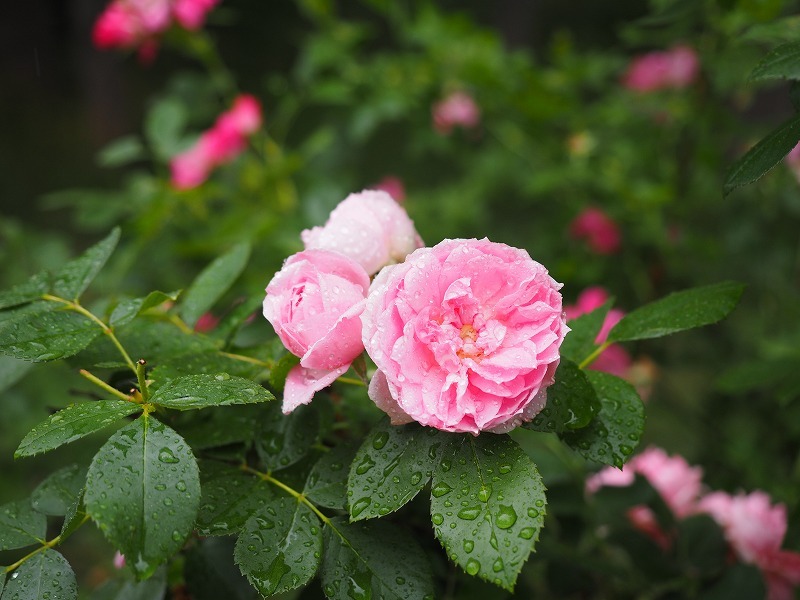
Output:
top-left (432, 91), bottom-right (481, 135)
top-left (170, 94), bottom-right (262, 190)
top-left (564, 286), bottom-right (631, 377)
top-left (569, 207), bottom-right (621, 255)
top-left (263, 190), bottom-right (569, 433)
top-left (622, 45), bottom-right (700, 93)
top-left (587, 447), bottom-right (800, 599)
top-left (93, 0), bottom-right (219, 60)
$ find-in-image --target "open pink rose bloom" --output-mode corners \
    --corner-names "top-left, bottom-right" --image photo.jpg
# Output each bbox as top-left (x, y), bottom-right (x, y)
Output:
top-left (362, 238), bottom-right (568, 434)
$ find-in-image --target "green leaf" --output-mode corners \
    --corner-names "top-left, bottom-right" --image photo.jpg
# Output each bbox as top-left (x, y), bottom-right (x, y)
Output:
top-left (31, 464), bottom-right (87, 516)
top-left (430, 435), bottom-right (546, 591)
top-left (197, 462), bottom-right (273, 536)
top-left (109, 291), bottom-right (179, 328)
top-left (234, 496), bottom-right (323, 596)
top-left (607, 282), bottom-right (744, 343)
top-left (724, 114), bottom-right (800, 195)
top-left (15, 400), bottom-right (142, 458)
top-left (84, 414), bottom-right (200, 579)
top-left (0, 271), bottom-right (51, 310)
top-left (206, 294), bottom-right (265, 342)
top-left (347, 420), bottom-right (447, 521)
top-left (98, 135), bottom-right (146, 167)
top-left (88, 567), bottom-right (167, 600)
top-left (151, 351), bottom-right (265, 383)
top-left (177, 405), bottom-right (261, 451)
top-left (179, 242), bottom-right (251, 328)
top-left (524, 360), bottom-right (599, 433)
top-left (677, 514), bottom-right (727, 575)
top-left (305, 443), bottom-right (358, 511)
top-left (0, 500), bottom-right (46, 551)
top-left (0, 355), bottom-right (34, 393)
top-left (149, 373), bottom-right (273, 411)
top-left (4, 550), bottom-right (77, 600)
top-left (255, 401), bottom-right (319, 471)
top-left (561, 371), bottom-right (645, 468)
top-left (321, 517), bottom-right (435, 600)
top-left (0, 309), bottom-right (103, 362)
top-left (185, 537), bottom-right (258, 600)
top-left (146, 98), bottom-right (187, 160)
top-left (51, 228), bottom-right (120, 300)
top-left (560, 301), bottom-right (612, 364)
top-left (59, 495), bottom-right (87, 540)
top-left (749, 42), bottom-right (800, 81)
top-left (701, 564), bottom-right (766, 600)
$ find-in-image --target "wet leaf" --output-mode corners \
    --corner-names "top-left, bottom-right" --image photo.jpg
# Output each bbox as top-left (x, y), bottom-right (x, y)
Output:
top-left (524, 360), bottom-right (599, 433)
top-left (0, 309), bottom-right (102, 363)
top-left (151, 351), bottom-right (264, 383)
top-left (51, 228), bottom-right (120, 300)
top-left (0, 500), bottom-right (46, 551)
top-left (305, 443), bottom-right (358, 511)
top-left (109, 291), bottom-right (179, 328)
top-left (560, 301), bottom-right (612, 364)
top-left (180, 242), bottom-right (251, 328)
top-left (430, 434), bottom-right (546, 591)
top-left (185, 537), bottom-right (258, 600)
top-left (59, 495), bottom-right (87, 540)
top-left (347, 419), bottom-right (448, 521)
top-left (84, 414), bottom-right (200, 579)
top-left (4, 549), bottom-right (77, 600)
top-left (561, 371), bottom-right (645, 469)
top-left (177, 404), bottom-right (261, 451)
top-left (749, 41), bottom-right (800, 81)
top-left (0, 271), bottom-right (51, 310)
top-left (255, 401), bottom-right (319, 471)
top-left (607, 282), bottom-right (744, 342)
top-left (234, 496), bottom-right (322, 596)
top-left (31, 464), bottom-right (87, 516)
top-left (15, 400), bottom-right (143, 459)
top-left (320, 517), bottom-right (435, 600)
top-left (149, 373), bottom-right (274, 410)
top-left (196, 462), bottom-right (272, 536)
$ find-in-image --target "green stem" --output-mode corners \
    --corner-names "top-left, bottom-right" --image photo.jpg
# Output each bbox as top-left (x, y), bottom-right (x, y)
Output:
top-left (241, 465), bottom-right (330, 526)
top-left (79, 369), bottom-right (136, 403)
top-left (42, 294), bottom-right (137, 375)
top-left (219, 351), bottom-right (273, 369)
top-left (136, 359), bottom-right (150, 402)
top-left (5, 514), bottom-right (90, 574)
top-left (337, 376), bottom-right (366, 387)
top-left (578, 341), bottom-right (611, 370)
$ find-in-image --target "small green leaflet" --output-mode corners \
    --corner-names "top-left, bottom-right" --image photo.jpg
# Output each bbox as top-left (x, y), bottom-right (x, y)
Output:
top-left (15, 400), bottom-right (143, 459)
top-left (0, 309), bottom-right (102, 363)
top-left (430, 434), bottom-right (546, 591)
top-left (234, 496), bottom-right (323, 596)
top-left (321, 517), bottom-right (435, 600)
top-left (561, 371), bottom-right (645, 469)
top-left (304, 443), bottom-right (357, 511)
top-left (51, 227), bottom-right (120, 300)
top-left (607, 281), bottom-right (744, 343)
top-left (524, 360), bottom-right (599, 433)
top-left (146, 98), bottom-right (187, 161)
top-left (749, 42), bottom-right (800, 81)
top-left (255, 401), bottom-right (319, 471)
top-left (149, 373), bottom-right (273, 411)
top-left (347, 419), bottom-right (448, 521)
top-left (0, 500), bottom-right (46, 551)
top-left (724, 113), bottom-right (800, 196)
top-left (560, 301), bottom-right (612, 364)
top-left (31, 464), bottom-right (88, 516)
top-left (3, 549), bottom-right (77, 600)
top-left (109, 290), bottom-right (179, 328)
top-left (0, 271), bottom-right (51, 310)
top-left (84, 414), bottom-right (200, 579)
top-left (196, 462), bottom-right (273, 536)
top-left (59, 495), bottom-right (87, 540)
top-left (98, 135), bottom-right (146, 168)
top-left (179, 242), bottom-right (251, 328)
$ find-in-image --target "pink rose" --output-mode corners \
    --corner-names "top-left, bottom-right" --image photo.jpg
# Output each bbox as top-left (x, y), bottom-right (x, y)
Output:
top-left (374, 176), bottom-right (406, 203)
top-left (569, 207), bottom-right (621, 255)
top-left (361, 238), bottom-right (568, 434)
top-left (564, 286), bottom-right (631, 377)
top-left (113, 551), bottom-right (126, 569)
top-left (263, 249), bottom-right (370, 413)
top-left (432, 91), bottom-right (481, 135)
top-left (623, 45), bottom-right (700, 92)
top-left (301, 190), bottom-right (423, 276)
top-left (172, 0), bottom-right (219, 29)
top-left (698, 491), bottom-right (800, 600)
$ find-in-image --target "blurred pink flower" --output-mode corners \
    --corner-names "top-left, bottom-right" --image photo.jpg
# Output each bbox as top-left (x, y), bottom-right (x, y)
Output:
top-left (374, 176), bottom-right (406, 203)
top-left (432, 91), bottom-right (480, 135)
top-left (623, 45), bottom-right (700, 93)
top-left (698, 491), bottom-right (800, 600)
top-left (172, 0), bottom-right (219, 29)
top-left (564, 286), bottom-right (631, 377)
top-left (170, 94), bottom-right (262, 190)
top-left (569, 207), bottom-right (621, 255)
top-left (784, 142), bottom-right (800, 184)
top-left (193, 312), bottom-right (219, 333)
top-left (113, 551), bottom-right (126, 569)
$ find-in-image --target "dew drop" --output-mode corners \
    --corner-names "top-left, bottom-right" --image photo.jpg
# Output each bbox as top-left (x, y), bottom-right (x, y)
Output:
top-left (496, 505), bottom-right (517, 530)
top-left (372, 431), bottom-right (389, 450)
top-left (519, 527), bottom-right (535, 539)
top-left (431, 482), bottom-right (453, 498)
top-left (463, 539), bottom-right (474, 553)
top-left (465, 558), bottom-right (481, 576)
top-left (351, 497), bottom-right (371, 518)
top-left (158, 448), bottom-right (179, 464)
top-left (457, 506), bottom-right (481, 520)
top-left (431, 513), bottom-right (444, 526)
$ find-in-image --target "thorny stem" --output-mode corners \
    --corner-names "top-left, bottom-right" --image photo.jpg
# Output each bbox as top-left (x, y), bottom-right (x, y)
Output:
top-left (79, 369), bottom-right (135, 403)
top-left (578, 341), bottom-right (611, 370)
top-left (41, 294), bottom-right (137, 375)
top-left (4, 514), bottom-right (90, 574)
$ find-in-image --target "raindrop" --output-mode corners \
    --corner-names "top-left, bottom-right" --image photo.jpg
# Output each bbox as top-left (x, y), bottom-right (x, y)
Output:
top-left (158, 448), bottom-right (179, 464)
top-left (457, 506), bottom-right (481, 520)
top-left (498, 464), bottom-right (512, 475)
top-left (492, 558), bottom-right (504, 572)
top-left (154, 483), bottom-right (166, 491)
top-left (463, 539), bottom-right (474, 553)
top-left (496, 505), bottom-right (517, 530)
top-left (172, 530), bottom-right (183, 542)
top-left (431, 482), bottom-right (453, 498)
top-left (351, 497), bottom-right (371, 518)
top-left (410, 472), bottom-right (423, 486)
top-left (175, 481), bottom-right (187, 492)
top-left (478, 485), bottom-right (492, 502)
top-left (519, 527), bottom-right (535, 540)
top-left (355, 455), bottom-right (375, 475)
top-left (527, 508), bottom-right (540, 519)
top-left (431, 513), bottom-right (444, 526)
top-left (372, 431), bottom-right (389, 450)
top-left (465, 558), bottom-right (481, 576)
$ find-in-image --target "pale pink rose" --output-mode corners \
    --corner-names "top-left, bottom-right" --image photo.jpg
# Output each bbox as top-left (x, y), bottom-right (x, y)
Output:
top-left (113, 551), bottom-right (126, 569)
top-left (374, 176), bottom-right (406, 203)
top-left (623, 45), bottom-right (700, 92)
top-left (361, 238), bottom-right (568, 434)
top-left (564, 287), bottom-right (631, 377)
top-left (432, 91), bottom-right (481, 135)
top-left (263, 249), bottom-right (370, 413)
top-left (172, 0), bottom-right (219, 29)
top-left (570, 208), bottom-right (621, 255)
top-left (301, 190), bottom-right (423, 276)
top-left (170, 94), bottom-right (262, 189)
top-left (699, 491), bottom-right (800, 600)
